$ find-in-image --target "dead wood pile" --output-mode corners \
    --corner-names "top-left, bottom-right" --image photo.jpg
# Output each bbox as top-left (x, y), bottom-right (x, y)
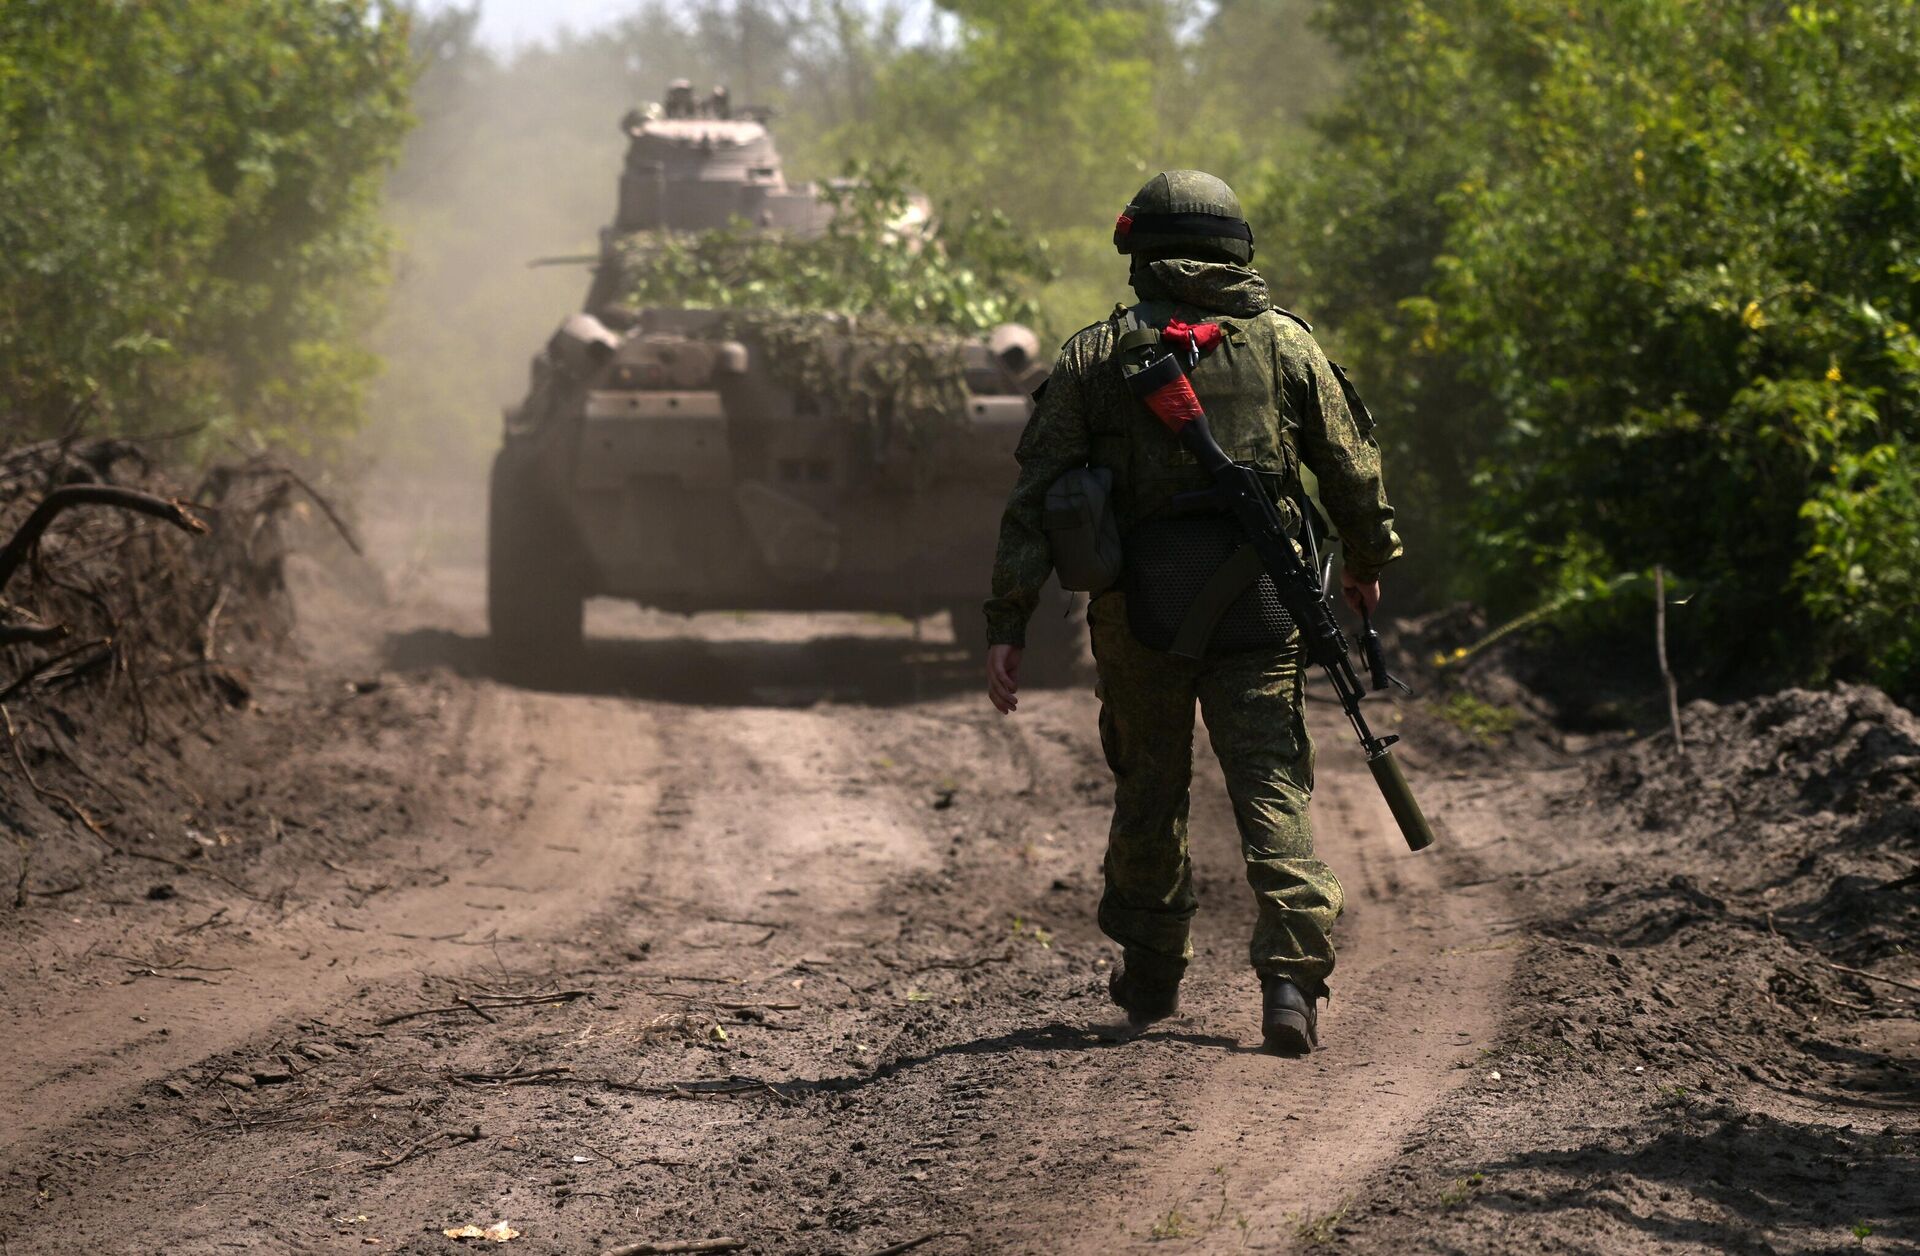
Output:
top-left (0, 436), bottom-right (343, 905)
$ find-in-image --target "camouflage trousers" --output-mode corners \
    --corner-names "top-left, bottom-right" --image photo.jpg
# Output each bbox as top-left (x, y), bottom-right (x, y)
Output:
top-left (1086, 591), bottom-right (1343, 992)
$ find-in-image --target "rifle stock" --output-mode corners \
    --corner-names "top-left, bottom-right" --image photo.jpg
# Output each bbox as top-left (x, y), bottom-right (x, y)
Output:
top-left (1124, 351), bottom-right (1435, 852)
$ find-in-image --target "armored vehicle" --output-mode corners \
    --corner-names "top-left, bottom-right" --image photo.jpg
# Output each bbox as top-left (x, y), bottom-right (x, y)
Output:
top-left (488, 84), bottom-right (1079, 675)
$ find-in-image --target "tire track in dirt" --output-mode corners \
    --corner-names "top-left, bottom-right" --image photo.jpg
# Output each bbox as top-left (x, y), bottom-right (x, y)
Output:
top-left (1, 534), bottom-right (1522, 1252)
top-left (914, 696), bottom-right (1513, 1253)
top-left (1036, 731), bottom-right (1513, 1251)
top-left (0, 681), bottom-right (655, 1165)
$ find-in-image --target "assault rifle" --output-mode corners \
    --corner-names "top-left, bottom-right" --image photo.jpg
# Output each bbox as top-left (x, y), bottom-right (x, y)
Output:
top-left (1125, 350), bottom-right (1436, 852)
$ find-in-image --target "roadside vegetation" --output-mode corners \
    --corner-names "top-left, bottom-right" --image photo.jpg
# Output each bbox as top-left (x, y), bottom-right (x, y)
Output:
top-left (1263, 0), bottom-right (1920, 698)
top-left (2, 0), bottom-right (1911, 699)
top-left (0, 1), bottom-right (412, 454)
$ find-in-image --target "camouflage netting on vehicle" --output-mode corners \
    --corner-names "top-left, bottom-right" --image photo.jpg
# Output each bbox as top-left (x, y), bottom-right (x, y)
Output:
top-left (608, 167), bottom-right (1048, 457)
top-left (726, 311), bottom-right (970, 460)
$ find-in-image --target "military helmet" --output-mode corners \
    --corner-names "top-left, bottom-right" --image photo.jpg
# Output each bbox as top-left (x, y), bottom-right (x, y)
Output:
top-left (1113, 170), bottom-right (1254, 265)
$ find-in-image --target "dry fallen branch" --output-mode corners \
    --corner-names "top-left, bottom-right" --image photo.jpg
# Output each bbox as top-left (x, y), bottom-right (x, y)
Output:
top-left (485, 1070), bottom-right (794, 1103)
top-left (1654, 564), bottom-right (1685, 753)
top-left (602, 1238), bottom-right (747, 1256)
top-left (3, 702), bottom-right (110, 844)
top-left (0, 484), bottom-right (207, 597)
top-left (103, 951), bottom-right (234, 975)
top-left (865, 1234), bottom-right (968, 1256)
top-left (268, 462), bottom-right (362, 557)
top-left (451, 1065), bottom-right (574, 1088)
top-left (175, 906), bottom-right (229, 935)
top-left (1829, 962), bottom-right (1920, 998)
top-left (912, 951), bottom-right (1012, 973)
top-left (4, 697), bottom-right (263, 901)
top-left (119, 848), bottom-right (263, 900)
top-left (374, 989), bottom-right (592, 1027)
top-left (123, 966), bottom-right (223, 986)
top-left (0, 615), bottom-right (68, 648)
top-left (205, 449), bottom-right (362, 557)
top-left (364, 1124), bottom-right (482, 1172)
top-left (0, 443), bottom-right (306, 727)
top-left (0, 637), bottom-right (110, 704)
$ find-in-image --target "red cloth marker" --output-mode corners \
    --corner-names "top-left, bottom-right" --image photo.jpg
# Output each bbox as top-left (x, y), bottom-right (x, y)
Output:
top-left (1129, 351), bottom-right (1208, 435)
top-left (1161, 319), bottom-right (1224, 355)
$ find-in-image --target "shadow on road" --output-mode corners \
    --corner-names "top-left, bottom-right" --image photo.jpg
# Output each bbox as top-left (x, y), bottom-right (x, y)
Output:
top-left (383, 628), bottom-right (1087, 708)
top-left (662, 1020), bottom-right (1256, 1101)
top-left (1468, 1112), bottom-right (1919, 1250)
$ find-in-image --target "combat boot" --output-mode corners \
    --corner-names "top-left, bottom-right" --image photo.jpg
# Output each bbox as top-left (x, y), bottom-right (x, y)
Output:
top-left (1107, 951), bottom-right (1183, 1026)
top-left (1260, 976), bottom-right (1319, 1056)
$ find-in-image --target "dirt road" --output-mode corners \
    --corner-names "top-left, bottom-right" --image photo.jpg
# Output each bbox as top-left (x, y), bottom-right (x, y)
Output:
top-left (0, 503), bottom-right (1517, 1254)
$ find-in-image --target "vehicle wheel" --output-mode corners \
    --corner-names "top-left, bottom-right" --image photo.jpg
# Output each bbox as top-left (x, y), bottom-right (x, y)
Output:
top-left (488, 447), bottom-right (584, 676)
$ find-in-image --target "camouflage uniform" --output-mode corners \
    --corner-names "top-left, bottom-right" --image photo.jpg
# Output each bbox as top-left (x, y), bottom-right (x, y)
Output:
top-left (985, 255), bottom-right (1402, 993)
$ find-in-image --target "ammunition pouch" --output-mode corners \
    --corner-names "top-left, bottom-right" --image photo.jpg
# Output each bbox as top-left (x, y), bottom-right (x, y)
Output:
top-left (1044, 467), bottom-right (1122, 594)
top-left (1122, 514), bottom-right (1296, 659)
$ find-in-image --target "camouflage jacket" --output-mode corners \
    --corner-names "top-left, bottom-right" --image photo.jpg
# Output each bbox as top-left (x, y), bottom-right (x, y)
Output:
top-left (984, 259), bottom-right (1403, 647)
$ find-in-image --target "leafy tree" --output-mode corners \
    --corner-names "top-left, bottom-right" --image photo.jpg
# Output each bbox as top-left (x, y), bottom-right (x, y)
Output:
top-left (1263, 0), bottom-right (1920, 696)
top-left (0, 1), bottom-right (413, 451)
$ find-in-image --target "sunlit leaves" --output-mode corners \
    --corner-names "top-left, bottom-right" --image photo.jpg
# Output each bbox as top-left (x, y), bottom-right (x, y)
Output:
top-left (0, 1), bottom-right (412, 450)
top-left (1266, 0), bottom-right (1920, 694)
top-left (615, 163), bottom-right (1050, 334)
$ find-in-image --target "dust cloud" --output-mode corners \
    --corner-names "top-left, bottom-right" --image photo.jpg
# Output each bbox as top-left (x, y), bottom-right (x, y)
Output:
top-left (366, 19), bottom-right (632, 477)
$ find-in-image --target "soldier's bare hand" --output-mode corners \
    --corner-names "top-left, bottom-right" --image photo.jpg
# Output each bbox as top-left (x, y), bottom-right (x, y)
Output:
top-left (1341, 569), bottom-right (1381, 616)
top-left (987, 644), bottom-right (1022, 714)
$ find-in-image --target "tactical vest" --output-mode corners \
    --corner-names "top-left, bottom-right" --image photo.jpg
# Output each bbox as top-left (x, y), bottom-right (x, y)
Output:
top-left (1092, 302), bottom-right (1304, 538)
top-left (1096, 303), bottom-right (1314, 657)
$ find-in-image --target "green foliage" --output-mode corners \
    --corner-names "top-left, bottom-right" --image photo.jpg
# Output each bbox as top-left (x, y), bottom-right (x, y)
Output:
top-left (1265, 0), bottom-right (1920, 696)
top-left (1431, 693), bottom-right (1519, 746)
top-left (615, 165), bottom-right (1049, 332)
top-left (610, 167), bottom-right (1051, 458)
top-left (1293, 1200), bottom-right (1350, 1245)
top-left (0, 1), bottom-right (413, 451)
top-left (1438, 1172), bottom-right (1487, 1208)
top-left (841, 1), bottom-right (1330, 335)
top-left (1148, 1205), bottom-right (1188, 1239)
top-left (729, 313), bottom-right (976, 463)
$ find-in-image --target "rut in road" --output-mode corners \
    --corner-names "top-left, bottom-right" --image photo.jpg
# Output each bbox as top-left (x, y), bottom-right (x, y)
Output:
top-left (0, 587), bottom-right (1512, 1254)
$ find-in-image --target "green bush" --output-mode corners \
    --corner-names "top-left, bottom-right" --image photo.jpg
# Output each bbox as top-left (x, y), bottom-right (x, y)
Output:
top-left (0, 1), bottom-right (412, 452)
top-left (1262, 0), bottom-right (1920, 697)
top-left (613, 166), bottom-right (1053, 459)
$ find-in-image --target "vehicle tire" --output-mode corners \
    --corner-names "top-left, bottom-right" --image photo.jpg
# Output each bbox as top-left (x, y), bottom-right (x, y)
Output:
top-left (487, 447), bottom-right (584, 676)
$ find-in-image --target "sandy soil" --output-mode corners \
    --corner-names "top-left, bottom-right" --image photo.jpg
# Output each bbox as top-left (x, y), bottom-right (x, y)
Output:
top-left (2, 484), bottom-right (1912, 1255)
top-left (0, 484), bottom-right (1520, 1255)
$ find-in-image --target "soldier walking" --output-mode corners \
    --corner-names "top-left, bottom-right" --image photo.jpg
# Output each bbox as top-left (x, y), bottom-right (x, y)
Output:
top-left (982, 171), bottom-right (1403, 1055)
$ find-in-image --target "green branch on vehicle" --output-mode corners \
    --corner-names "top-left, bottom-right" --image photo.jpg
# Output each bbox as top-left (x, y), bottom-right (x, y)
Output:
top-left (614, 166), bottom-right (1052, 454)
